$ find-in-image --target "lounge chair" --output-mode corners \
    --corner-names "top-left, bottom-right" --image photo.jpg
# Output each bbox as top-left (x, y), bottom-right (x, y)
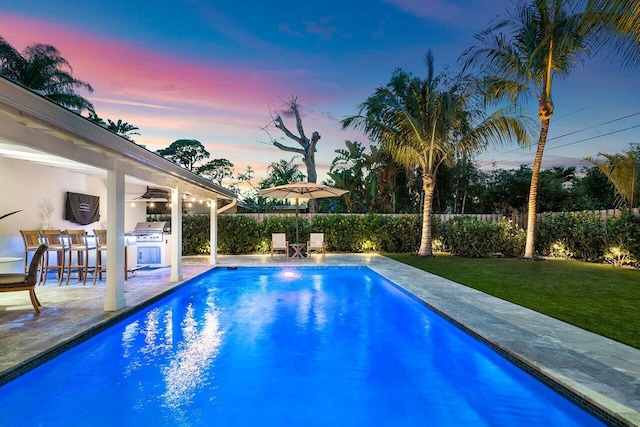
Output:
top-left (0, 244), bottom-right (47, 313)
top-left (307, 233), bottom-right (326, 260)
top-left (271, 233), bottom-right (289, 259)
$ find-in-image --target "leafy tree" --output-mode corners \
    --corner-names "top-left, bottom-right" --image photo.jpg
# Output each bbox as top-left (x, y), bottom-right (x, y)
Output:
top-left (461, 0), bottom-right (639, 258)
top-left (0, 36), bottom-right (93, 112)
top-left (197, 158), bottom-right (235, 185)
top-left (568, 166), bottom-right (616, 209)
top-left (156, 139), bottom-right (209, 172)
top-left (266, 96), bottom-right (321, 212)
top-left (482, 165), bottom-right (533, 214)
top-left (342, 51), bottom-right (529, 256)
top-left (585, 145), bottom-right (640, 208)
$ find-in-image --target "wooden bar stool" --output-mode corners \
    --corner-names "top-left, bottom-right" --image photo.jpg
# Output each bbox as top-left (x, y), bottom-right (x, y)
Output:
top-left (64, 229), bottom-right (91, 285)
top-left (92, 229), bottom-right (107, 285)
top-left (40, 229), bottom-right (67, 285)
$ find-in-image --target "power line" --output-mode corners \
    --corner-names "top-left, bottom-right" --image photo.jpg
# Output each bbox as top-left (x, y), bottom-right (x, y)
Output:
top-left (478, 112), bottom-right (640, 166)
top-left (546, 123), bottom-right (640, 151)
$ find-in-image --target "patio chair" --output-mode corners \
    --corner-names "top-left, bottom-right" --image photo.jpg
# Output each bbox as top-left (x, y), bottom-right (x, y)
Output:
top-left (271, 233), bottom-right (289, 259)
top-left (307, 233), bottom-right (326, 260)
top-left (0, 244), bottom-right (47, 313)
top-left (20, 230), bottom-right (43, 283)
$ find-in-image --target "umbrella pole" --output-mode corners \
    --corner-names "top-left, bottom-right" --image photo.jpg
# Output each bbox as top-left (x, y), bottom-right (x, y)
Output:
top-left (295, 198), bottom-right (299, 243)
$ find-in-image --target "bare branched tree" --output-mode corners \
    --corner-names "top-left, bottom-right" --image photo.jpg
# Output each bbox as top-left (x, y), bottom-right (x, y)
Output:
top-left (266, 96), bottom-right (321, 212)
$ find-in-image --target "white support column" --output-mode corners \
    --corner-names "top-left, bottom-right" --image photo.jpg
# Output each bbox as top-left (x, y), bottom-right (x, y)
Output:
top-left (170, 185), bottom-right (183, 282)
top-left (104, 162), bottom-right (126, 311)
top-left (210, 195), bottom-right (218, 266)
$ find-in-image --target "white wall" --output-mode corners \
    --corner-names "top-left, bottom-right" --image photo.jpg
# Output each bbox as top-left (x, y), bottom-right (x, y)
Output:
top-left (0, 156), bottom-right (147, 271)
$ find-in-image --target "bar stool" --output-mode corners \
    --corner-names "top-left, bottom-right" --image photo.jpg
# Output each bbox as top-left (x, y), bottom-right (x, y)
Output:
top-left (64, 229), bottom-right (91, 285)
top-left (92, 229), bottom-right (107, 285)
top-left (19, 230), bottom-right (44, 284)
top-left (40, 229), bottom-right (67, 285)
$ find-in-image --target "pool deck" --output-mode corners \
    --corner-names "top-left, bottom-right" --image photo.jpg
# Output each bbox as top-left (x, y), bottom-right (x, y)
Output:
top-left (0, 253), bottom-right (638, 426)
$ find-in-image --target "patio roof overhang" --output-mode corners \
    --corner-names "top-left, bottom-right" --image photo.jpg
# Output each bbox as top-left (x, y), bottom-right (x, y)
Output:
top-left (0, 76), bottom-right (237, 203)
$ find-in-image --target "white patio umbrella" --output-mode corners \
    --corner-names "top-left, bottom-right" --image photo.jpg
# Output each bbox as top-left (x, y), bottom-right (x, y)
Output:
top-left (258, 182), bottom-right (348, 242)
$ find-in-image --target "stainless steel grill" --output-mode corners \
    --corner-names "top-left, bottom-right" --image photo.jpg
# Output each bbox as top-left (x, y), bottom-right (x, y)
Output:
top-left (132, 221), bottom-right (168, 242)
top-left (132, 221), bottom-right (171, 267)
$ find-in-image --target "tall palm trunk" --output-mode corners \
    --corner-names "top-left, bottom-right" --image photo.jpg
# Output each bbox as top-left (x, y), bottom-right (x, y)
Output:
top-left (419, 174), bottom-right (435, 256)
top-left (524, 118), bottom-right (551, 258)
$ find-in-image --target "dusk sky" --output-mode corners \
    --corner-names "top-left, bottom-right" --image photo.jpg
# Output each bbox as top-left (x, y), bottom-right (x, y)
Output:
top-left (1, 0), bottom-right (638, 188)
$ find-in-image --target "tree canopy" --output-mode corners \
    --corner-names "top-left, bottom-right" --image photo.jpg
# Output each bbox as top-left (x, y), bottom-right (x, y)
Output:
top-left (156, 139), bottom-right (210, 172)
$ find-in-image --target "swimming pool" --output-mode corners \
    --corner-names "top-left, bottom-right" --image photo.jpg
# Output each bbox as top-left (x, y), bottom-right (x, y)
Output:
top-left (0, 267), bottom-right (603, 426)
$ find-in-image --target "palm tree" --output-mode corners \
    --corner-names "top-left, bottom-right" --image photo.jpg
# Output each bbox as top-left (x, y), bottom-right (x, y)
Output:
top-left (461, 0), bottom-right (592, 259)
top-left (328, 140), bottom-right (368, 212)
top-left (106, 119), bottom-right (140, 142)
top-left (0, 36), bottom-right (93, 112)
top-left (461, 0), bottom-right (639, 259)
top-left (585, 145), bottom-right (639, 208)
top-left (342, 51), bottom-right (530, 256)
top-left (260, 158), bottom-right (305, 188)
top-left (584, 0), bottom-right (640, 67)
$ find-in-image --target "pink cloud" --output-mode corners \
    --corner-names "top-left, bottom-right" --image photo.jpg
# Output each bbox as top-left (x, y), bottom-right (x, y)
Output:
top-left (0, 13), bottom-right (289, 115)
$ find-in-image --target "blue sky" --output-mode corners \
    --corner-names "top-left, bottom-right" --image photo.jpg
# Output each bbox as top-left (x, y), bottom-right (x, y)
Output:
top-left (1, 0), bottom-right (638, 186)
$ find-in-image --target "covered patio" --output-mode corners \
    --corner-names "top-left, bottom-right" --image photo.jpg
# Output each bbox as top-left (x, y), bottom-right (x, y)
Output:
top-left (0, 76), bottom-right (237, 311)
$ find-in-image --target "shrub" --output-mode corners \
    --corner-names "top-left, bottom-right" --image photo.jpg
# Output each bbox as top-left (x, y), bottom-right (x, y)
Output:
top-left (217, 215), bottom-right (261, 254)
top-left (442, 217), bottom-right (524, 258)
top-left (182, 215), bottom-right (211, 255)
top-left (535, 212), bottom-right (606, 261)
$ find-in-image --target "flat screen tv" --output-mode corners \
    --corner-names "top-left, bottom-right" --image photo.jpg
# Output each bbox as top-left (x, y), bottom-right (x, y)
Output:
top-left (65, 192), bottom-right (100, 225)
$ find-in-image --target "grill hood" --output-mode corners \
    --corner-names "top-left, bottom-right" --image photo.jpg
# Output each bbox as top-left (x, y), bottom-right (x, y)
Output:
top-left (132, 221), bottom-right (169, 234)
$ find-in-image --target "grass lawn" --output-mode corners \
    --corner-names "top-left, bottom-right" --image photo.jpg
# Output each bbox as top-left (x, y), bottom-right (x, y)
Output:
top-left (385, 253), bottom-right (640, 350)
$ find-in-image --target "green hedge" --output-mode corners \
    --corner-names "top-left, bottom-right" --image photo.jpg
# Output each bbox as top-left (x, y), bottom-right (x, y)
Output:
top-left (535, 211), bottom-right (639, 266)
top-left (175, 212), bottom-right (638, 267)
top-left (440, 217), bottom-right (525, 258)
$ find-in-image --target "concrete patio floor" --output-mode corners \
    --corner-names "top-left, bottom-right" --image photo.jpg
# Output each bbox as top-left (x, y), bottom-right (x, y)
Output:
top-left (0, 253), bottom-right (638, 426)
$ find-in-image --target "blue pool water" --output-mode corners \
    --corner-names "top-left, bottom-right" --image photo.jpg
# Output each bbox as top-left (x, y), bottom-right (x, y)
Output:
top-left (1, 267), bottom-right (603, 426)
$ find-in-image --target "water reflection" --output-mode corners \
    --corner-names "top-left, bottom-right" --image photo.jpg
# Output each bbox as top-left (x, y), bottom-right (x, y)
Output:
top-left (161, 299), bottom-right (223, 412)
top-left (120, 296), bottom-right (224, 418)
